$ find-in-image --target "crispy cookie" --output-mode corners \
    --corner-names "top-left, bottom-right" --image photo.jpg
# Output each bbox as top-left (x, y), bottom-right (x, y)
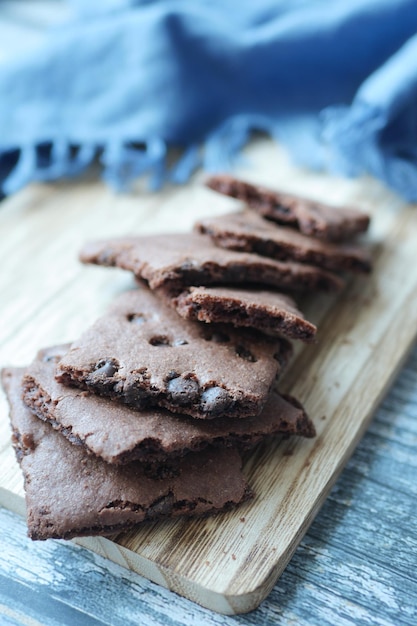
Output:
top-left (169, 286), bottom-right (316, 341)
top-left (79, 232), bottom-right (344, 293)
top-left (2, 367), bottom-right (252, 541)
top-left (196, 210), bottom-right (371, 273)
top-left (55, 289), bottom-right (293, 420)
top-left (22, 345), bottom-right (315, 465)
top-left (206, 174), bottom-right (370, 242)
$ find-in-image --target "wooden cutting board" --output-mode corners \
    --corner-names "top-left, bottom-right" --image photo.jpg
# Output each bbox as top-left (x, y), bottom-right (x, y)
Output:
top-left (1, 140), bottom-right (416, 615)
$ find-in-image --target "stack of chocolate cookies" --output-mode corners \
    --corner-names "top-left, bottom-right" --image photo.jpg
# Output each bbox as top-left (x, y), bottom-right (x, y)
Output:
top-left (2, 175), bottom-right (371, 542)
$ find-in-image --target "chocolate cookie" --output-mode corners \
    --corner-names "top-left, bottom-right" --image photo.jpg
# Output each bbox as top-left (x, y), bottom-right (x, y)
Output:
top-left (169, 286), bottom-right (316, 341)
top-left (79, 232), bottom-right (344, 293)
top-left (2, 367), bottom-right (252, 541)
top-left (206, 174), bottom-right (370, 242)
top-left (55, 289), bottom-right (293, 420)
top-left (196, 211), bottom-right (371, 274)
top-left (22, 345), bottom-right (315, 465)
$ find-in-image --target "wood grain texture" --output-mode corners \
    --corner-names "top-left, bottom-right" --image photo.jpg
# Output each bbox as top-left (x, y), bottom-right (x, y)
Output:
top-left (0, 139), bottom-right (416, 615)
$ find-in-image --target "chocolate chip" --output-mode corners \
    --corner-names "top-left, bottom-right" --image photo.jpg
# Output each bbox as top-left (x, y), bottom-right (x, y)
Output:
top-left (172, 338), bottom-right (189, 346)
top-left (85, 359), bottom-right (119, 392)
top-left (123, 384), bottom-right (148, 408)
top-left (146, 494), bottom-right (175, 518)
top-left (235, 345), bottom-right (257, 362)
top-left (42, 350), bottom-right (61, 364)
top-left (275, 202), bottom-right (292, 215)
top-left (127, 313), bottom-right (146, 325)
top-left (149, 335), bottom-right (171, 346)
top-left (94, 359), bottom-right (118, 377)
top-left (167, 376), bottom-right (200, 406)
top-left (180, 260), bottom-right (196, 271)
top-left (200, 386), bottom-right (231, 417)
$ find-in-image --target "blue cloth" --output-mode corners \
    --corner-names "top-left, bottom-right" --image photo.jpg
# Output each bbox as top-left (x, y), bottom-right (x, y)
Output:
top-left (1, 0), bottom-right (417, 199)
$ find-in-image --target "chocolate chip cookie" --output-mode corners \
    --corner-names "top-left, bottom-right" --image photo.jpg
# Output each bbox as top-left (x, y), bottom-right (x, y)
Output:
top-left (168, 286), bottom-right (316, 341)
top-left (22, 345), bottom-right (314, 465)
top-left (196, 210), bottom-right (371, 273)
top-left (206, 174), bottom-right (370, 242)
top-left (79, 232), bottom-right (344, 293)
top-left (2, 367), bottom-right (252, 540)
top-left (55, 289), bottom-right (293, 420)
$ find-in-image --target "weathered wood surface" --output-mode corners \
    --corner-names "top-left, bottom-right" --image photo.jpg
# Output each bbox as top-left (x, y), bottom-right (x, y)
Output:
top-left (0, 139), bottom-right (417, 620)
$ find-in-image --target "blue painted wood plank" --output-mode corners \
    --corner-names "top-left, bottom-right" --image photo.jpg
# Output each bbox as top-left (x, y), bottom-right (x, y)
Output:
top-left (0, 573), bottom-right (107, 626)
top-left (311, 480), bottom-right (417, 576)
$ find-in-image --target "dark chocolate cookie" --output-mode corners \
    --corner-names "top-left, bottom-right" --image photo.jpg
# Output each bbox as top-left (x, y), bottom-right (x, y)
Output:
top-left (2, 367), bottom-right (252, 541)
top-left (169, 286), bottom-right (316, 341)
top-left (22, 346), bottom-right (314, 463)
top-left (196, 210), bottom-right (371, 273)
top-left (79, 232), bottom-right (344, 293)
top-left (206, 174), bottom-right (370, 242)
top-left (55, 289), bottom-right (293, 420)
top-left (22, 345), bottom-right (314, 465)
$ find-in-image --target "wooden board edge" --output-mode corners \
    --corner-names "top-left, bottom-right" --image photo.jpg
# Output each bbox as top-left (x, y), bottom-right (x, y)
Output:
top-left (0, 479), bottom-right (260, 614)
top-left (73, 534), bottom-right (265, 615)
top-left (0, 481), bottom-right (284, 614)
top-left (0, 487), bottom-right (26, 519)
